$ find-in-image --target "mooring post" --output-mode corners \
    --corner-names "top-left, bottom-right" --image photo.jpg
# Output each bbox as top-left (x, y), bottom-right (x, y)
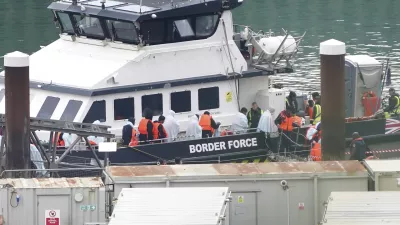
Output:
top-left (4, 51), bottom-right (30, 178)
top-left (320, 39), bottom-right (346, 160)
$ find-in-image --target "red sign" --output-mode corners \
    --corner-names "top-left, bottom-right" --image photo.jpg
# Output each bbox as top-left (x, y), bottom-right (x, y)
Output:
top-left (45, 210), bottom-right (60, 225)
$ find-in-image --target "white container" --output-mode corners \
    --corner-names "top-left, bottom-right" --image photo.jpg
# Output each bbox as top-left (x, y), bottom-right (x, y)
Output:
top-left (106, 161), bottom-right (368, 225)
top-left (0, 177), bottom-right (106, 225)
top-left (363, 159), bottom-right (400, 191)
top-left (322, 192), bottom-right (400, 225)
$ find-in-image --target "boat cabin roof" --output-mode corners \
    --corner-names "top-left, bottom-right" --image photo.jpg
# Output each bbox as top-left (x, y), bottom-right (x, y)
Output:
top-left (48, 0), bottom-right (242, 22)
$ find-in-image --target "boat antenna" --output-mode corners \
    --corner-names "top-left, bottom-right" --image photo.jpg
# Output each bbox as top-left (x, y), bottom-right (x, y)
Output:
top-left (100, 0), bottom-right (106, 9)
top-left (139, 0), bottom-right (142, 14)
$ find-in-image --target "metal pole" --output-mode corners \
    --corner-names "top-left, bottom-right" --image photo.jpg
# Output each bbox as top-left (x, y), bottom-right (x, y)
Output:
top-left (4, 51), bottom-right (30, 178)
top-left (320, 39), bottom-right (346, 160)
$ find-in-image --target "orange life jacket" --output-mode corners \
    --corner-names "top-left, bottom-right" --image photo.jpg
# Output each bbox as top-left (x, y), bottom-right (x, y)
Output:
top-left (129, 129), bottom-right (139, 147)
top-left (310, 142), bottom-right (321, 161)
top-left (138, 118), bottom-right (152, 136)
top-left (53, 133), bottom-right (65, 147)
top-left (199, 114), bottom-right (212, 131)
top-left (280, 116), bottom-right (294, 131)
top-left (293, 116), bottom-right (302, 127)
top-left (306, 106), bottom-right (313, 119)
top-left (152, 122), bottom-right (168, 140)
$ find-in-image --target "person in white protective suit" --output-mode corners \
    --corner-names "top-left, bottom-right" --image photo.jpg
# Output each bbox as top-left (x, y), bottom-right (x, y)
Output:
top-left (306, 122), bottom-right (321, 141)
top-left (186, 114), bottom-right (202, 139)
top-left (231, 107), bottom-right (249, 133)
top-left (257, 108), bottom-right (278, 133)
top-left (87, 120), bottom-right (105, 145)
top-left (163, 110), bottom-right (180, 142)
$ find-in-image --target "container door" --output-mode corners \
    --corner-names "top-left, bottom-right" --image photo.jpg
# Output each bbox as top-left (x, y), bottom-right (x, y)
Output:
top-left (37, 195), bottom-right (70, 225)
top-left (229, 192), bottom-right (257, 225)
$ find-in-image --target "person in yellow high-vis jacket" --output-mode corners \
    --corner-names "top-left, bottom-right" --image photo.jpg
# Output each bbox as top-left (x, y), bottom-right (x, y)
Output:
top-left (384, 88), bottom-right (400, 118)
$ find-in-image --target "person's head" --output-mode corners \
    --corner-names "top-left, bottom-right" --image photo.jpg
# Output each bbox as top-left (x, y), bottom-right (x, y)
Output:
top-left (285, 108), bottom-right (293, 117)
top-left (128, 117), bottom-right (135, 124)
top-left (158, 115), bottom-right (166, 124)
top-left (352, 132), bottom-right (361, 140)
top-left (312, 92), bottom-right (320, 101)
top-left (315, 96), bottom-right (321, 105)
top-left (252, 102), bottom-right (258, 110)
top-left (308, 99), bottom-right (314, 107)
top-left (143, 108), bottom-right (153, 120)
top-left (240, 107), bottom-right (248, 115)
top-left (289, 91), bottom-right (296, 99)
top-left (389, 87), bottom-right (396, 96)
top-left (204, 111), bottom-right (210, 115)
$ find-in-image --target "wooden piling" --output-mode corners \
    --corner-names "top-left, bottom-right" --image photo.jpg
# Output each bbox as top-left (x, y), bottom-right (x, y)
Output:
top-left (4, 51), bottom-right (30, 177)
top-left (320, 39), bottom-right (346, 160)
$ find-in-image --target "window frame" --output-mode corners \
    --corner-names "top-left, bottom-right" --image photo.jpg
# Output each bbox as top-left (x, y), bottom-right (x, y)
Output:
top-left (198, 87), bottom-right (220, 110)
top-left (141, 93), bottom-right (163, 116)
top-left (55, 11), bottom-right (75, 35)
top-left (71, 13), bottom-right (107, 40)
top-left (60, 100), bottom-right (83, 122)
top-left (83, 100), bottom-right (107, 123)
top-left (114, 97), bottom-right (135, 121)
top-left (105, 19), bottom-right (140, 44)
top-left (36, 96), bottom-right (61, 119)
top-left (170, 91), bottom-right (192, 113)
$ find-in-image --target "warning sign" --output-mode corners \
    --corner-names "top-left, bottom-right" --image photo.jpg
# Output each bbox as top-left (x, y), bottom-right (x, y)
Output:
top-left (45, 210), bottom-right (60, 225)
top-left (225, 92), bottom-right (232, 103)
top-left (238, 196), bottom-right (244, 203)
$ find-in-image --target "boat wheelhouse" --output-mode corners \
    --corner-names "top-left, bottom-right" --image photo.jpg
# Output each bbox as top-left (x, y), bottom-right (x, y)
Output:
top-left (0, 0), bottom-right (301, 139)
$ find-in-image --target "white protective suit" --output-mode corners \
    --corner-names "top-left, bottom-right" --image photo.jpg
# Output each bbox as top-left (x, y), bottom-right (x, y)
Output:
top-left (306, 122), bottom-right (321, 141)
top-left (257, 110), bottom-right (277, 133)
top-left (163, 110), bottom-right (180, 141)
top-left (62, 133), bottom-right (79, 147)
top-left (231, 112), bottom-right (248, 133)
top-left (87, 120), bottom-right (105, 145)
top-left (186, 115), bottom-right (202, 139)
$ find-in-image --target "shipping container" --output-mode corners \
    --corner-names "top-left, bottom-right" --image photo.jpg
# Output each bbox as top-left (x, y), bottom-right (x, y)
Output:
top-left (106, 161), bottom-right (368, 225)
top-left (0, 177), bottom-right (106, 225)
top-left (321, 191), bottom-right (400, 224)
top-left (109, 187), bottom-right (230, 225)
top-left (363, 159), bottom-right (400, 191)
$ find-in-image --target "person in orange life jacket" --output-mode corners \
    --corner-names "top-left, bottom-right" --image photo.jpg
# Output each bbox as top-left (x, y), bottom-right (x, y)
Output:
top-left (122, 117), bottom-right (136, 145)
top-left (309, 123), bottom-right (322, 161)
top-left (53, 132), bottom-right (65, 147)
top-left (199, 111), bottom-right (220, 138)
top-left (274, 108), bottom-right (299, 151)
top-left (349, 132), bottom-right (369, 161)
top-left (247, 102), bottom-right (263, 129)
top-left (153, 115), bottom-right (168, 143)
top-left (305, 100), bottom-right (314, 119)
top-left (286, 91), bottom-right (298, 113)
top-left (292, 110), bottom-right (305, 127)
top-left (274, 108), bottom-right (300, 132)
top-left (138, 108), bottom-right (154, 144)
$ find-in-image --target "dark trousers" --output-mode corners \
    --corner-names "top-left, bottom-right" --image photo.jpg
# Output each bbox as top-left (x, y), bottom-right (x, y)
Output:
top-left (202, 130), bottom-right (213, 138)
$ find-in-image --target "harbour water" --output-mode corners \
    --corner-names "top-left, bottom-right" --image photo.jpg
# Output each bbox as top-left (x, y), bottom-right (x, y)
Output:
top-left (0, 0), bottom-right (399, 93)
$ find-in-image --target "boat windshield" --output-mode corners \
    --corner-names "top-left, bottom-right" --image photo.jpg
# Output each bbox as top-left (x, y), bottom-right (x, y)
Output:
top-left (106, 20), bottom-right (139, 44)
top-left (73, 14), bottom-right (105, 39)
top-left (56, 12), bottom-right (75, 35)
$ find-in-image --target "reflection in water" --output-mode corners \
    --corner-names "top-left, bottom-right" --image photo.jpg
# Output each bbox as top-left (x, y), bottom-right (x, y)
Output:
top-left (0, 0), bottom-right (399, 94)
top-left (234, 0), bottom-right (400, 94)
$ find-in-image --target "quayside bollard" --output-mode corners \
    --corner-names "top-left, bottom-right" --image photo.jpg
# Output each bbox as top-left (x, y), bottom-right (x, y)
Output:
top-left (4, 51), bottom-right (30, 178)
top-left (320, 39), bottom-right (346, 160)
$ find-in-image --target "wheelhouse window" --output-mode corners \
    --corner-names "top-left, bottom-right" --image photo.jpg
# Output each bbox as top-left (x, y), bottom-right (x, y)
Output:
top-left (73, 14), bottom-right (105, 39)
top-left (140, 20), bottom-right (165, 45)
top-left (37, 96), bottom-right (60, 119)
top-left (198, 87), bottom-right (219, 110)
top-left (167, 18), bottom-right (194, 42)
top-left (83, 100), bottom-right (106, 123)
top-left (195, 14), bottom-right (219, 38)
top-left (142, 94), bottom-right (163, 116)
top-left (171, 91), bottom-right (191, 113)
top-left (60, 100), bottom-right (83, 122)
top-left (114, 97), bottom-right (135, 120)
top-left (106, 20), bottom-right (139, 44)
top-left (56, 12), bottom-right (74, 34)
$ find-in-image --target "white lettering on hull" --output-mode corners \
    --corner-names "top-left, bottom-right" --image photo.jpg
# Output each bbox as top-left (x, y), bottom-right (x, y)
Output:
top-left (189, 138), bottom-right (258, 154)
